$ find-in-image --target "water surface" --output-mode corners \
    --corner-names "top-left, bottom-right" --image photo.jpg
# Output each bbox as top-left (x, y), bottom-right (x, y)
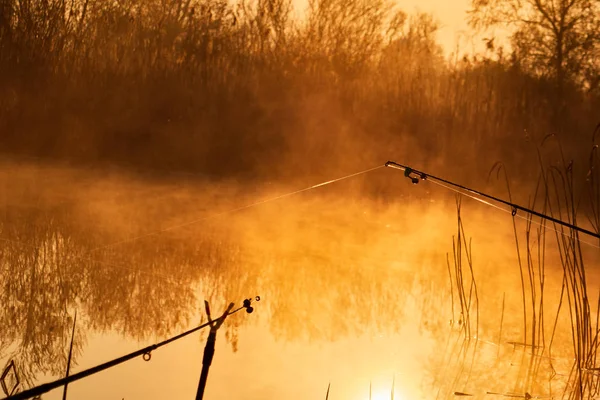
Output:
top-left (1, 161), bottom-right (598, 399)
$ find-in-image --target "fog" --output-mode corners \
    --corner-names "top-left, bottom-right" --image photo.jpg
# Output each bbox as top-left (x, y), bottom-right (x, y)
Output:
top-left (1, 0), bottom-right (600, 398)
top-left (0, 159), bottom-right (598, 399)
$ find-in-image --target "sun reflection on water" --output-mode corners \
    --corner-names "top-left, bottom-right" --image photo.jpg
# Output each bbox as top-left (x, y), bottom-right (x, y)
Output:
top-left (356, 385), bottom-right (407, 400)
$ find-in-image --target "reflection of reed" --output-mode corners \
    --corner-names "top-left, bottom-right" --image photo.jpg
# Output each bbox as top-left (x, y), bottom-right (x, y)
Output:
top-left (2, 153), bottom-right (599, 397)
top-left (0, 207), bottom-right (85, 385)
top-left (434, 333), bottom-right (561, 399)
top-left (0, 186), bottom-right (424, 391)
top-left (324, 376), bottom-right (398, 400)
top-left (0, 205), bottom-right (258, 386)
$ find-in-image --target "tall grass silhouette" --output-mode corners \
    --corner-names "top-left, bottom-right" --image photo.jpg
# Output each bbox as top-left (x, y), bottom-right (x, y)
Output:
top-left (0, 0), bottom-right (597, 183)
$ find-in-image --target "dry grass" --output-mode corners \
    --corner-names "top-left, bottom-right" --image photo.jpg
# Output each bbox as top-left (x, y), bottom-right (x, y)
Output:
top-left (0, 0), bottom-right (597, 187)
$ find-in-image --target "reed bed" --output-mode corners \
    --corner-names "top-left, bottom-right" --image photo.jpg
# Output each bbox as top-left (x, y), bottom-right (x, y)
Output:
top-left (0, 0), bottom-right (597, 186)
top-left (429, 132), bottom-right (600, 399)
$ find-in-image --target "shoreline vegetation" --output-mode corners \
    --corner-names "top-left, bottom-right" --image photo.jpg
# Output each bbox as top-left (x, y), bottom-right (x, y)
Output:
top-left (0, 0), bottom-right (598, 188)
top-left (1, 0), bottom-right (600, 398)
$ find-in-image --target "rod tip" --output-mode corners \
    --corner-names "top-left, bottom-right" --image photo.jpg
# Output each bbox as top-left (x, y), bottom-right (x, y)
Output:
top-left (385, 161), bottom-right (402, 169)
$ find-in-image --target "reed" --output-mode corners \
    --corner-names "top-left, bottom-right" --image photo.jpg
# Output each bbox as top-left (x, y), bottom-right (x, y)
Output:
top-left (432, 127), bottom-right (600, 398)
top-left (0, 0), bottom-right (597, 185)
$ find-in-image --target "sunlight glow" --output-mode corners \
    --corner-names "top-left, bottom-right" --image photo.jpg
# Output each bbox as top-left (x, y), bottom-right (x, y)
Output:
top-left (365, 388), bottom-right (403, 400)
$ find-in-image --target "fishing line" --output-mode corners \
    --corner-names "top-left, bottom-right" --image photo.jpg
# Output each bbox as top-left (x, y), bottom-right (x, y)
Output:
top-left (427, 179), bottom-right (600, 250)
top-left (89, 165), bottom-right (385, 253)
top-left (1, 165), bottom-right (385, 291)
top-left (385, 161), bottom-right (600, 243)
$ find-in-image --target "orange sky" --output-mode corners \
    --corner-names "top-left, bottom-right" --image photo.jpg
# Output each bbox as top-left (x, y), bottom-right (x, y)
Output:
top-left (293, 0), bottom-right (485, 55)
top-left (384, 0), bottom-right (475, 53)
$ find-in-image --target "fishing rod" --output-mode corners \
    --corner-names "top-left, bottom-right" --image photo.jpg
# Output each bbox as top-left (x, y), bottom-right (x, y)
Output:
top-left (2, 296), bottom-right (260, 400)
top-left (385, 161), bottom-right (600, 241)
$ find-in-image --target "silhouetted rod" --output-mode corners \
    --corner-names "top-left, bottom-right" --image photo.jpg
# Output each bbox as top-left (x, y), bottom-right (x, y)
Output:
top-left (385, 161), bottom-right (600, 241)
top-left (3, 316), bottom-right (223, 400)
top-left (2, 298), bottom-right (256, 400)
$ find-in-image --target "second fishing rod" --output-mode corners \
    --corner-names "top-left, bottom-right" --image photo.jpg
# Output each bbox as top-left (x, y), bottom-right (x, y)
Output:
top-left (385, 161), bottom-right (600, 241)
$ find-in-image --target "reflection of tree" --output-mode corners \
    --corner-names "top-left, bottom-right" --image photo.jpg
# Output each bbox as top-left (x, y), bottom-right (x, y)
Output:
top-left (0, 207), bottom-right (265, 385)
top-left (226, 202), bottom-right (416, 343)
top-left (0, 206), bottom-right (85, 384)
top-left (265, 253), bottom-right (410, 342)
top-left (82, 239), bottom-right (202, 340)
top-left (0, 187), bottom-right (521, 396)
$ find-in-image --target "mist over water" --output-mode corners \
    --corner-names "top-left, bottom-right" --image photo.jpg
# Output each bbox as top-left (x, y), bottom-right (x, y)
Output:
top-left (0, 161), bottom-right (598, 399)
top-left (1, 0), bottom-right (600, 397)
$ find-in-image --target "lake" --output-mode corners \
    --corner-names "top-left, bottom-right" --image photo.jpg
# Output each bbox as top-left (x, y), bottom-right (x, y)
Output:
top-left (1, 160), bottom-right (598, 400)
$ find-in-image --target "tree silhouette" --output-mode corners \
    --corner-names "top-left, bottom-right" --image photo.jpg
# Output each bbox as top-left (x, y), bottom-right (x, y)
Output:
top-left (468, 0), bottom-right (600, 97)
